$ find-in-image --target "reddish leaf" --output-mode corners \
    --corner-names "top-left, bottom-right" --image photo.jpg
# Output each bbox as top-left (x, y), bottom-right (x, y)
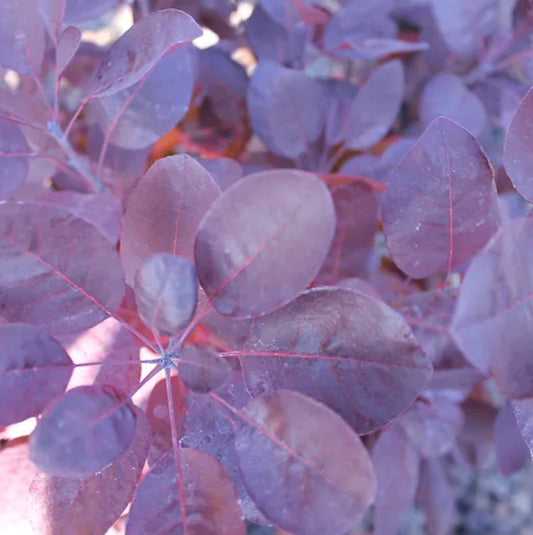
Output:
top-left (195, 170), bottom-right (335, 317)
top-left (0, 119), bottom-right (31, 200)
top-left (235, 287), bottom-right (432, 434)
top-left (247, 60), bottom-right (326, 159)
top-left (29, 408), bottom-right (150, 535)
top-left (121, 155), bottom-right (220, 285)
top-left (30, 385), bottom-right (137, 478)
top-left (494, 402), bottom-right (530, 475)
top-left (0, 202), bottom-right (125, 336)
top-left (383, 117), bottom-right (500, 279)
top-left (126, 449), bottom-right (246, 535)
top-left (0, 323), bottom-right (72, 426)
top-left (89, 9), bottom-right (201, 97)
top-left (134, 253), bottom-right (198, 337)
top-left (235, 390), bottom-right (376, 535)
top-left (372, 424), bottom-right (420, 535)
top-left (504, 86), bottom-right (533, 202)
top-left (451, 218), bottom-right (533, 398)
top-left (178, 344), bottom-right (230, 393)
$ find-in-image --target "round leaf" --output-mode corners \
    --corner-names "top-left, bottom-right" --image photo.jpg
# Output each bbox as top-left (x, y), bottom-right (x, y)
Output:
top-left (178, 344), bottom-right (230, 393)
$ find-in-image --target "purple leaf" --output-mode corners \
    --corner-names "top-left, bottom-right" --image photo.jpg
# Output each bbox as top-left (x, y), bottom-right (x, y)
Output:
top-left (451, 218), bottom-right (533, 398)
top-left (178, 344), bottom-right (230, 393)
top-left (418, 458), bottom-right (456, 535)
top-left (343, 60), bottom-right (404, 150)
top-left (194, 169), bottom-right (335, 317)
top-left (504, 86), bottom-right (533, 202)
top-left (235, 390), bottom-right (376, 535)
top-left (494, 402), bottom-right (530, 475)
top-left (30, 385), bottom-right (137, 478)
top-left (37, 0), bottom-right (66, 42)
top-left (372, 424), bottom-right (420, 535)
top-left (399, 398), bottom-right (464, 458)
top-left (0, 323), bottom-right (72, 426)
top-left (197, 157), bottom-right (242, 191)
top-left (383, 117), bottom-right (500, 279)
top-left (236, 287), bottom-right (432, 434)
top-left (89, 46), bottom-right (194, 150)
top-left (55, 25), bottom-right (82, 75)
top-left (29, 407), bottom-right (150, 535)
top-left (0, 202), bottom-right (125, 336)
top-left (36, 191), bottom-right (122, 245)
top-left (126, 449), bottom-right (246, 535)
top-left (247, 61), bottom-right (326, 159)
top-left (64, 0), bottom-right (121, 24)
top-left (512, 398), bottom-right (533, 461)
top-left (317, 182), bottom-right (378, 284)
top-left (420, 72), bottom-right (487, 136)
top-left (0, 118), bottom-right (31, 200)
top-left (121, 155), bottom-right (220, 285)
top-left (332, 38), bottom-right (429, 61)
top-left (89, 9), bottom-right (201, 97)
top-left (134, 253), bottom-right (198, 337)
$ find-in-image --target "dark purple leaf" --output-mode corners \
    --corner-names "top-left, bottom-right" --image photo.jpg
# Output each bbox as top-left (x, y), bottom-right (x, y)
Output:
top-left (235, 390), bottom-right (376, 535)
top-left (30, 385), bottom-right (137, 478)
top-left (494, 402), bottom-right (530, 475)
top-left (0, 323), bottom-right (72, 426)
top-left (372, 424), bottom-right (420, 535)
top-left (512, 398), bottom-right (533, 460)
top-left (343, 60), bottom-right (404, 150)
top-left (178, 344), bottom-right (230, 393)
top-left (420, 73), bottom-right (487, 136)
top-left (121, 154), bottom-right (220, 285)
top-left (451, 218), bottom-right (533, 398)
top-left (0, 119), bottom-right (31, 201)
top-left (236, 287), bottom-right (432, 434)
top-left (55, 26), bottom-right (81, 75)
top-left (383, 117), bottom-right (500, 279)
top-left (126, 449), bottom-right (246, 535)
top-left (195, 169), bottom-right (335, 317)
top-left (418, 458), bottom-right (456, 535)
top-left (247, 61), bottom-right (326, 159)
top-left (29, 407), bottom-right (150, 535)
top-left (317, 182), bottom-right (378, 284)
top-left (0, 202), bottom-right (125, 336)
top-left (504, 86), bottom-right (533, 202)
top-left (89, 9), bottom-right (201, 97)
top-left (134, 253), bottom-right (198, 337)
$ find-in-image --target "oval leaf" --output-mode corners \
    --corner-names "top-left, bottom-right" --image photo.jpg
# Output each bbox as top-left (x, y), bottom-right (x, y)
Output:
top-left (195, 169), bottom-right (335, 317)
top-left (0, 118), bottom-right (31, 200)
top-left (121, 154), bottom-right (220, 285)
top-left (0, 324), bottom-right (73, 426)
top-left (178, 344), bottom-right (230, 393)
top-left (451, 218), bottom-right (533, 398)
top-left (0, 202), bottom-right (125, 335)
top-left (383, 117), bottom-right (500, 279)
top-left (30, 385), bottom-right (137, 478)
top-left (235, 287), bottom-right (432, 434)
top-left (235, 390), bottom-right (376, 535)
top-left (126, 449), bottom-right (246, 535)
top-left (134, 253), bottom-right (198, 337)
top-left (89, 9), bottom-right (201, 97)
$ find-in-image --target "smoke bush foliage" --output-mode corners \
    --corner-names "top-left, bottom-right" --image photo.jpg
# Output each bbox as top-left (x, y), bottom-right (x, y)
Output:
top-left (1, 1), bottom-right (533, 534)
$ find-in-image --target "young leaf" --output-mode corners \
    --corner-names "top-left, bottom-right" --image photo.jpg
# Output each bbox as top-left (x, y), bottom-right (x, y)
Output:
top-left (89, 9), bottom-right (202, 97)
top-left (178, 344), bottom-right (230, 394)
top-left (504, 86), bottom-right (533, 202)
top-left (30, 385), bottom-right (137, 478)
top-left (236, 287), bottom-right (432, 434)
top-left (0, 324), bottom-right (73, 426)
top-left (0, 202), bottom-right (125, 335)
top-left (343, 60), bottom-right (404, 150)
top-left (494, 402), bottom-right (530, 475)
top-left (383, 117), bottom-right (500, 279)
top-left (194, 169), bottom-right (335, 317)
top-left (56, 26), bottom-right (82, 75)
top-left (234, 390), bottom-right (376, 535)
top-left (372, 424), bottom-right (420, 535)
top-left (247, 60), bottom-right (326, 159)
top-left (134, 253), bottom-right (198, 337)
top-left (29, 408), bottom-right (150, 535)
top-left (0, 118), bottom-right (31, 200)
top-left (126, 449), bottom-right (246, 535)
top-left (451, 218), bottom-right (533, 398)
top-left (121, 155), bottom-right (220, 285)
